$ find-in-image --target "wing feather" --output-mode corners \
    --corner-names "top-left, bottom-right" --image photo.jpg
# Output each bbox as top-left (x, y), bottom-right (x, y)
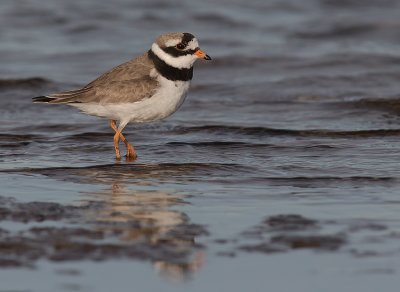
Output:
top-left (33, 52), bottom-right (158, 104)
top-left (45, 77), bottom-right (158, 104)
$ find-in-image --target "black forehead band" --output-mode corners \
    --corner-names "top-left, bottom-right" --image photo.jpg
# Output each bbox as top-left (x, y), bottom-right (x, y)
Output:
top-left (162, 47), bottom-right (199, 57)
top-left (182, 33), bottom-right (195, 45)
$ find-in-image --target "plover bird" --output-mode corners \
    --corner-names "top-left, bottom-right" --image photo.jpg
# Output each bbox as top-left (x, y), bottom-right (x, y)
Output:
top-left (33, 32), bottom-right (211, 160)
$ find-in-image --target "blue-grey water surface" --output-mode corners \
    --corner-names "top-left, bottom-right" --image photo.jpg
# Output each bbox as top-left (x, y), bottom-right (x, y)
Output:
top-left (1, 0), bottom-right (400, 291)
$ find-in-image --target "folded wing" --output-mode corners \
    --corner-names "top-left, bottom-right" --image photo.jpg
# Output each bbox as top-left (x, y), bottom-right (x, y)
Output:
top-left (33, 52), bottom-right (158, 104)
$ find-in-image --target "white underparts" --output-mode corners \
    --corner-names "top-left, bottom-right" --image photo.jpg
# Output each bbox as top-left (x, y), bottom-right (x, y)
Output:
top-left (71, 74), bottom-right (190, 125)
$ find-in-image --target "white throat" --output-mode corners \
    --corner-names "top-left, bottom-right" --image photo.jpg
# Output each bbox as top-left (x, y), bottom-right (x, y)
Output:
top-left (151, 43), bottom-right (197, 69)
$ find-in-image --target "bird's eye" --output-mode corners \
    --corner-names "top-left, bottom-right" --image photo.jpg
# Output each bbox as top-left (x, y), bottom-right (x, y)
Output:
top-left (176, 43), bottom-right (186, 50)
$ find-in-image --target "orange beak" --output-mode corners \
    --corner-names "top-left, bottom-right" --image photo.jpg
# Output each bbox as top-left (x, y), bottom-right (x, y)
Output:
top-left (194, 49), bottom-right (212, 60)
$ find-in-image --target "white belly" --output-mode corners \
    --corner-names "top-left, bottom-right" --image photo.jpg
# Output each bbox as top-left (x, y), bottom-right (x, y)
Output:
top-left (72, 76), bottom-right (190, 123)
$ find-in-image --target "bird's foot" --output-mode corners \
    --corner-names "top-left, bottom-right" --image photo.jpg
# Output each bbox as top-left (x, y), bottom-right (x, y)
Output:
top-left (126, 143), bottom-right (137, 160)
top-left (115, 148), bottom-right (121, 160)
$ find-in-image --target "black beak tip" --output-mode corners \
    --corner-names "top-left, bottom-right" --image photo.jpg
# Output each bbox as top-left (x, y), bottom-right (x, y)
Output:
top-left (204, 54), bottom-right (212, 60)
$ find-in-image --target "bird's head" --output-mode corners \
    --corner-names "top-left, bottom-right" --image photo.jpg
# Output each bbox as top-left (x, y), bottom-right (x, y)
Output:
top-left (151, 32), bottom-right (211, 69)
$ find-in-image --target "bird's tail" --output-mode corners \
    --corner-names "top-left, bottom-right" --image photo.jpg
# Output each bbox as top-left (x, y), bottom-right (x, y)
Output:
top-left (32, 96), bottom-right (55, 103)
top-left (32, 87), bottom-right (92, 104)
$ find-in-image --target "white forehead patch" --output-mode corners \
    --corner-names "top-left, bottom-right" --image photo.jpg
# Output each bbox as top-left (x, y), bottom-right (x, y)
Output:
top-left (165, 37), bottom-right (199, 50)
top-left (187, 38), bottom-right (199, 50)
top-left (165, 38), bottom-right (181, 47)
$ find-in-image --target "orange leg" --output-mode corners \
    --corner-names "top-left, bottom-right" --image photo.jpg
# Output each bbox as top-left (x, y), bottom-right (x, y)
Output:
top-left (111, 120), bottom-right (121, 159)
top-left (110, 120), bottom-right (137, 159)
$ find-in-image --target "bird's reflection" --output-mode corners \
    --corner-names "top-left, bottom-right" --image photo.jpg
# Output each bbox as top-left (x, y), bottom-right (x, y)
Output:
top-left (154, 252), bottom-right (204, 283)
top-left (28, 162), bottom-right (207, 281)
top-left (79, 176), bottom-right (205, 282)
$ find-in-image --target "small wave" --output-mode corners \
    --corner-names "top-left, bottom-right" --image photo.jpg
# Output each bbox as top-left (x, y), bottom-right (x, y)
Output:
top-left (287, 53), bottom-right (400, 69)
top-left (321, 0), bottom-right (396, 8)
top-left (0, 77), bottom-right (52, 89)
top-left (63, 132), bottom-right (113, 142)
top-left (294, 23), bottom-right (378, 39)
top-left (15, 125), bottom-right (82, 133)
top-left (207, 55), bottom-right (300, 68)
top-left (0, 142), bottom-right (30, 149)
top-left (66, 24), bottom-right (98, 34)
top-left (194, 13), bottom-right (251, 28)
top-left (132, 1), bottom-right (181, 9)
top-left (211, 176), bottom-right (398, 189)
top-left (174, 125), bottom-right (400, 138)
top-left (0, 134), bottom-right (39, 150)
top-left (270, 73), bottom-right (400, 94)
top-left (352, 98), bottom-right (400, 113)
top-left (1, 163), bottom-right (256, 184)
top-left (166, 141), bottom-right (272, 148)
top-left (263, 176), bottom-right (395, 182)
top-left (0, 133), bottom-right (40, 141)
top-left (14, 162), bottom-right (252, 173)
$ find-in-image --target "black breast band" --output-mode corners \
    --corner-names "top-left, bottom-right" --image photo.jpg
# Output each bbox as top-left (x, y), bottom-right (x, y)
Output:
top-left (148, 50), bottom-right (193, 82)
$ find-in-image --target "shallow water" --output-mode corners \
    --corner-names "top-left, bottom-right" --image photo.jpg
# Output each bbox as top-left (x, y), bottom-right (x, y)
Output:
top-left (1, 0), bottom-right (400, 291)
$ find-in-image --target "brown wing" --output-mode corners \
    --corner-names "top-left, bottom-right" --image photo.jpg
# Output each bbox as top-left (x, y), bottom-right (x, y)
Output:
top-left (86, 52), bottom-right (154, 87)
top-left (47, 76), bottom-right (158, 104)
top-left (36, 51), bottom-right (157, 104)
